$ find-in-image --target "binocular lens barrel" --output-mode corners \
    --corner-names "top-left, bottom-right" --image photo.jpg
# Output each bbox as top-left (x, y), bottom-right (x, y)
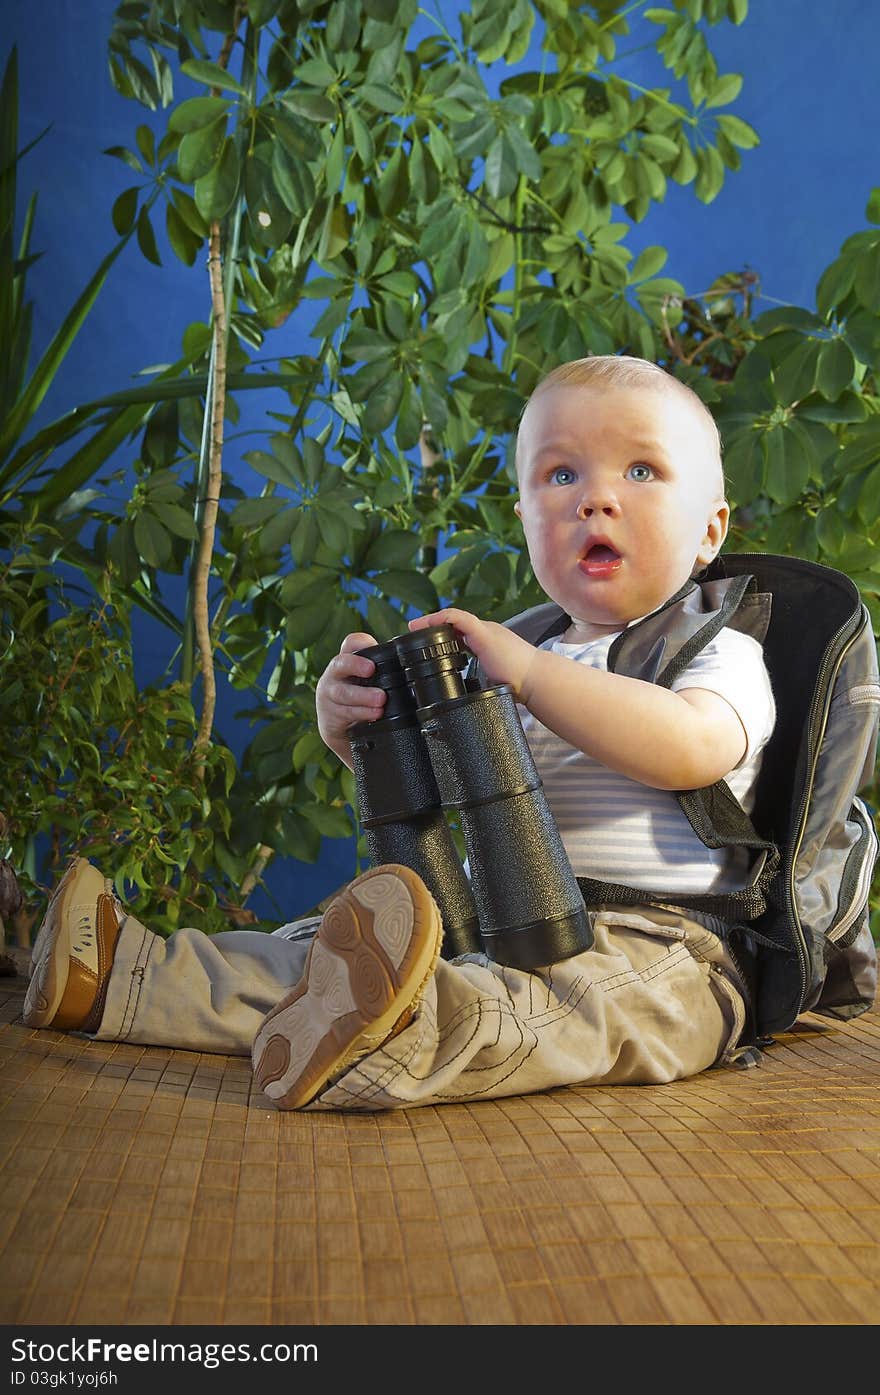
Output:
top-left (349, 624), bottom-right (593, 970)
top-left (349, 641), bottom-right (480, 960)
top-left (393, 626), bottom-right (471, 707)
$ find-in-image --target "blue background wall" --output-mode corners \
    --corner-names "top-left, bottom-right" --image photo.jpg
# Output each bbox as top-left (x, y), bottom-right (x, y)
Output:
top-left (4, 2), bottom-right (878, 919)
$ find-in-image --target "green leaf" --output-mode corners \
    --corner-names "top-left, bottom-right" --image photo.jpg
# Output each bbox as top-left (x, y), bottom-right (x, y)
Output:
top-left (133, 511), bottom-right (172, 568)
top-left (300, 802), bottom-right (354, 839)
top-left (230, 497), bottom-right (282, 529)
top-left (108, 520), bottom-right (141, 585)
top-left (290, 509), bottom-right (320, 564)
top-left (244, 445), bottom-right (304, 489)
top-left (275, 109), bottom-right (323, 162)
top-left (168, 96), bottom-right (231, 134)
top-left (719, 429), bottom-right (764, 504)
top-left (835, 422), bottom-right (880, 476)
top-left (170, 188), bottom-right (209, 237)
top-left (363, 371), bottom-right (405, 433)
top-left (150, 501), bottom-right (198, 540)
top-left (249, 503), bottom-right (294, 558)
top-left (282, 90), bottom-right (336, 123)
top-left (854, 242), bottom-right (880, 313)
top-left (314, 504), bottom-right (353, 552)
top-left (816, 255), bottom-right (856, 318)
top-left (370, 566), bottom-right (437, 611)
top-left (177, 116), bottom-right (228, 182)
top-left (377, 146), bottom-right (409, 216)
top-left (815, 339), bottom-right (855, 400)
top-left (286, 602), bottom-right (331, 652)
top-left (815, 505), bottom-right (848, 559)
top-left (104, 145), bottom-right (143, 174)
top-left (764, 423), bottom-right (810, 506)
top-left (694, 145), bottom-right (724, 203)
top-left (359, 82), bottom-right (403, 114)
top-left (136, 207), bottom-right (161, 266)
top-left (194, 139), bottom-right (240, 221)
top-left (372, 568), bottom-right (438, 611)
top-left (180, 59), bottom-right (247, 96)
top-left (506, 123), bottom-right (542, 182)
top-left (348, 109), bottom-right (375, 166)
top-left (395, 379), bottom-right (423, 450)
top-left (361, 528), bottom-right (420, 570)
top-left (246, 0), bottom-right (282, 26)
top-left (704, 73), bottom-right (743, 109)
top-left (0, 221), bottom-right (138, 469)
top-left (165, 202), bottom-right (201, 267)
top-left (715, 113), bottom-right (760, 149)
top-left (485, 133), bottom-right (517, 199)
top-left (857, 464), bottom-right (880, 526)
top-left (630, 245), bottom-right (667, 282)
top-left (753, 306), bottom-right (824, 335)
top-left (670, 142), bottom-right (697, 184)
top-left (317, 201), bottom-right (350, 263)
top-left (773, 338), bottom-right (819, 405)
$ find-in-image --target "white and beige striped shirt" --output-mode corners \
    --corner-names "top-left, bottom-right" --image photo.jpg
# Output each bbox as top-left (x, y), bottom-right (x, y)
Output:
top-left (519, 626), bottom-right (776, 894)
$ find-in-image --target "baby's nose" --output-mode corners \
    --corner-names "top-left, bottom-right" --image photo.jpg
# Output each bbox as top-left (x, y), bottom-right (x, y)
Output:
top-left (577, 491), bottom-right (620, 518)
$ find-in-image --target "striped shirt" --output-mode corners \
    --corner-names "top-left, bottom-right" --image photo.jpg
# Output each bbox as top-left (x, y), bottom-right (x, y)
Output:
top-left (519, 627), bottom-right (776, 895)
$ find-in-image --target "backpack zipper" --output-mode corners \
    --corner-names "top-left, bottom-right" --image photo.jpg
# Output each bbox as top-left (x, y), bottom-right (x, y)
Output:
top-left (786, 604), bottom-right (867, 1006)
top-left (826, 798), bottom-right (879, 945)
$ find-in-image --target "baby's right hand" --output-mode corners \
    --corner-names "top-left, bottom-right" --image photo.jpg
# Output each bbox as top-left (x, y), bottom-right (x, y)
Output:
top-left (316, 632), bottom-right (386, 764)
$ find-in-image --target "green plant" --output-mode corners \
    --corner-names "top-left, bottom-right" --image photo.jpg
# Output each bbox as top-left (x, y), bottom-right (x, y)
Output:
top-left (56, 0), bottom-right (758, 918)
top-left (10, 1), bottom-right (875, 938)
top-left (0, 517), bottom-right (238, 937)
top-left (658, 195), bottom-right (880, 935)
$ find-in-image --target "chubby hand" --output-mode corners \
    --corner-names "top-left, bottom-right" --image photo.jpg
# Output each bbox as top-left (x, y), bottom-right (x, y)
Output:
top-left (408, 607), bottom-right (537, 703)
top-left (315, 632), bottom-right (386, 757)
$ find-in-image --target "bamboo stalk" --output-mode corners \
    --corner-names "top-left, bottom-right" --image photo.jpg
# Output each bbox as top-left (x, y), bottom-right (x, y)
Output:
top-left (192, 217), bottom-right (227, 776)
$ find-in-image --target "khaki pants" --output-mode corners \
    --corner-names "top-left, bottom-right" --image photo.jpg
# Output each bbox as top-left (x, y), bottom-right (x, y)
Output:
top-left (92, 903), bottom-right (750, 1110)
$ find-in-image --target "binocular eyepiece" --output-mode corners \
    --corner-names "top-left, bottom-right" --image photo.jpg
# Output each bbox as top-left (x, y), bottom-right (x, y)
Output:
top-left (349, 624), bottom-right (593, 971)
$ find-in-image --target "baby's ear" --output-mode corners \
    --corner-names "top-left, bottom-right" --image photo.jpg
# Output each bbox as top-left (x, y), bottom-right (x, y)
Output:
top-left (513, 498), bottom-right (522, 519)
top-left (696, 498), bottom-right (729, 564)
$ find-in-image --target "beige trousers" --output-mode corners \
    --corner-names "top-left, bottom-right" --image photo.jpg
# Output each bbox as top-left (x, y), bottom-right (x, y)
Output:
top-left (92, 903), bottom-right (750, 1110)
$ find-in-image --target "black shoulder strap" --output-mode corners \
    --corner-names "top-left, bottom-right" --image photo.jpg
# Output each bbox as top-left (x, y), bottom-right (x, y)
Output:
top-left (503, 577), bottom-right (780, 923)
top-left (607, 573), bottom-right (770, 688)
top-left (607, 574), bottom-right (778, 920)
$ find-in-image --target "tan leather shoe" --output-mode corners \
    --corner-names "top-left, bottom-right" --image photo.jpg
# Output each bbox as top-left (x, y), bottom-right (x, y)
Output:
top-left (23, 858), bottom-right (123, 1032)
top-left (252, 864), bottom-right (443, 1110)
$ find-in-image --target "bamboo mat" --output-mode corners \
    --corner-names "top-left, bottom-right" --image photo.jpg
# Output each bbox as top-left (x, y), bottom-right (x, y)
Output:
top-left (1, 956), bottom-right (878, 1327)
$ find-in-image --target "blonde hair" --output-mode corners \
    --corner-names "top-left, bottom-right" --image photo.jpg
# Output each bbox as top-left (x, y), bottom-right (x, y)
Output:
top-left (518, 355), bottom-right (724, 495)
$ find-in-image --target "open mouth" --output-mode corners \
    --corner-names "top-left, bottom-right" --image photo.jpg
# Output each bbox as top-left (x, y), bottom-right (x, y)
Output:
top-left (578, 543), bottom-right (622, 578)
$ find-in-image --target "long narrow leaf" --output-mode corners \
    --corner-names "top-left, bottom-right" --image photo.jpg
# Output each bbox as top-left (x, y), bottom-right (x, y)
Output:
top-left (17, 359), bottom-right (295, 509)
top-left (28, 399), bottom-right (160, 511)
top-left (0, 225), bottom-right (138, 462)
top-left (75, 368), bottom-right (298, 407)
top-left (1, 366), bottom-right (302, 494)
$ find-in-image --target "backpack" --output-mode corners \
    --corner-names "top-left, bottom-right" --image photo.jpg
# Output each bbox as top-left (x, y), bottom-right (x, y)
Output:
top-left (503, 552), bottom-right (880, 1040)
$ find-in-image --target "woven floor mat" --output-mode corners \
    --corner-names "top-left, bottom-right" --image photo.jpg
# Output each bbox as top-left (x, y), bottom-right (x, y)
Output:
top-left (1, 963), bottom-right (878, 1326)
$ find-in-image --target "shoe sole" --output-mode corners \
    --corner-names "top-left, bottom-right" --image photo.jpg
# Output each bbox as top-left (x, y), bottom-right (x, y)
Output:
top-left (22, 859), bottom-right (109, 1029)
top-left (252, 865), bottom-right (442, 1109)
top-left (23, 859), bottom-right (84, 1028)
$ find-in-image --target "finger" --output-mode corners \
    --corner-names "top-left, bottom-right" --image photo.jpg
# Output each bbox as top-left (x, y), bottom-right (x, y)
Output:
top-left (343, 700), bottom-right (387, 727)
top-left (408, 607), bottom-right (471, 631)
top-left (333, 636), bottom-right (381, 681)
top-left (340, 631), bottom-right (378, 655)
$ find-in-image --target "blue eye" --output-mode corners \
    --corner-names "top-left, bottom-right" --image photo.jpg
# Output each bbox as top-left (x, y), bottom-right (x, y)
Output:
top-left (551, 466), bottom-right (576, 486)
top-left (626, 463), bottom-right (654, 482)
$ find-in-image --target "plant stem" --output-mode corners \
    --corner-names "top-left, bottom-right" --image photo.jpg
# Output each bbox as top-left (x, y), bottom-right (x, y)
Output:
top-left (239, 844), bottom-right (274, 903)
top-left (193, 219), bottom-right (227, 773)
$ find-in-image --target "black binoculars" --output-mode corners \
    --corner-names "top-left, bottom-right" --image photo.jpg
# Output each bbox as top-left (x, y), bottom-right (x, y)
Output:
top-left (348, 624), bottom-right (593, 971)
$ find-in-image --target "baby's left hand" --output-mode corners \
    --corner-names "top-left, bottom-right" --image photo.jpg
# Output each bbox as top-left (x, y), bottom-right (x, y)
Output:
top-left (408, 607), bottom-right (536, 702)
